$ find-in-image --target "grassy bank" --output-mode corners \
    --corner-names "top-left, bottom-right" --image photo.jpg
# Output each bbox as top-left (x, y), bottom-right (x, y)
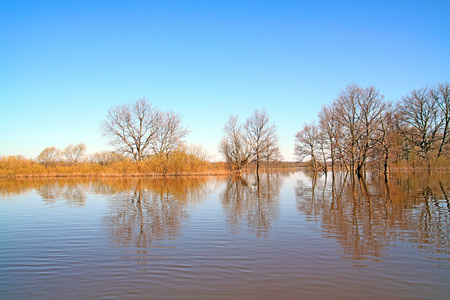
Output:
top-left (0, 154), bottom-right (305, 178)
top-left (0, 153), bottom-right (228, 178)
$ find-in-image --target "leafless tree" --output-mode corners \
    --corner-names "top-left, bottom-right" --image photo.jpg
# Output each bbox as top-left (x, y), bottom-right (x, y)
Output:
top-left (219, 115), bottom-right (252, 172)
top-left (317, 131), bottom-right (329, 172)
top-left (151, 111), bottom-right (189, 157)
top-left (101, 98), bottom-right (188, 161)
top-left (63, 143), bottom-right (86, 165)
top-left (89, 151), bottom-right (124, 166)
top-left (334, 84), bottom-right (384, 175)
top-left (294, 121), bottom-right (321, 171)
top-left (334, 84), bottom-right (364, 173)
top-left (398, 87), bottom-right (443, 167)
top-left (318, 104), bottom-right (340, 173)
top-left (185, 144), bottom-right (210, 162)
top-left (355, 86), bottom-right (385, 174)
top-left (37, 147), bottom-right (60, 166)
top-left (101, 98), bottom-right (162, 161)
top-left (244, 110), bottom-right (280, 174)
top-left (432, 82), bottom-right (450, 158)
top-left (373, 102), bottom-right (398, 176)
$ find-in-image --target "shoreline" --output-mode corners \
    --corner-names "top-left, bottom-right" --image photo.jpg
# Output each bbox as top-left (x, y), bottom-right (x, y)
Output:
top-left (2, 166), bottom-right (450, 179)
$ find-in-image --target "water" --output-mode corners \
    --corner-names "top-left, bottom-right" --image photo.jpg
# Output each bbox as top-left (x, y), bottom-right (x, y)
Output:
top-left (0, 172), bottom-right (449, 299)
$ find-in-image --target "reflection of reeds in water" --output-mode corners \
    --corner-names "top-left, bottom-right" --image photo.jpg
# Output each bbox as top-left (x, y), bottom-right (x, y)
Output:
top-left (220, 172), bottom-right (286, 237)
top-left (0, 176), bottom-right (215, 260)
top-left (0, 177), bottom-right (213, 199)
top-left (296, 172), bottom-right (450, 262)
top-left (0, 178), bottom-right (92, 206)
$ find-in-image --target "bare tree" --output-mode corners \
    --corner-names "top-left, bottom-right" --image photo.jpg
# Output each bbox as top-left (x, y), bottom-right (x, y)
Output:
top-left (37, 147), bottom-right (60, 166)
top-left (219, 115), bottom-right (252, 172)
top-left (334, 84), bottom-right (384, 175)
top-left (373, 102), bottom-right (398, 176)
top-left (317, 131), bottom-right (329, 172)
top-left (185, 144), bottom-right (210, 162)
top-left (101, 98), bottom-right (162, 161)
top-left (63, 143), bottom-right (86, 165)
top-left (244, 110), bottom-right (280, 174)
top-left (89, 151), bottom-right (124, 166)
top-left (398, 87), bottom-right (443, 168)
top-left (334, 84), bottom-right (363, 173)
top-left (318, 104), bottom-right (339, 173)
top-left (151, 111), bottom-right (189, 157)
top-left (294, 122), bottom-right (321, 171)
top-left (354, 86), bottom-right (385, 174)
top-left (432, 82), bottom-right (450, 158)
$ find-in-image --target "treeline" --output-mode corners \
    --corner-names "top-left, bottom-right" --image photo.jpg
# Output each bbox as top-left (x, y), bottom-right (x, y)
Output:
top-left (294, 82), bottom-right (449, 174)
top-left (1, 82), bottom-right (449, 177)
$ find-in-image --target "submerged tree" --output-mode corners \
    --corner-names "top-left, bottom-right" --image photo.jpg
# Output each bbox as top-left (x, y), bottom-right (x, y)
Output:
top-left (333, 84), bottom-right (384, 175)
top-left (398, 87), bottom-right (443, 168)
top-left (294, 122), bottom-right (321, 171)
top-left (219, 115), bottom-right (252, 172)
top-left (433, 82), bottom-right (450, 158)
top-left (244, 110), bottom-right (280, 174)
top-left (318, 104), bottom-right (339, 173)
top-left (373, 102), bottom-right (399, 176)
top-left (220, 111), bottom-right (280, 174)
top-left (293, 82), bottom-right (450, 172)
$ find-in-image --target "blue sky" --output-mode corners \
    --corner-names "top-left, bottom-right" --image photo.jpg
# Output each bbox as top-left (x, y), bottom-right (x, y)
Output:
top-left (1, 0), bottom-right (449, 161)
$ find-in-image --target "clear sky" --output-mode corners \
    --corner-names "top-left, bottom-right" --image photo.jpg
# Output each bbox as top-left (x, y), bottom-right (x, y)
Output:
top-left (1, 0), bottom-right (449, 161)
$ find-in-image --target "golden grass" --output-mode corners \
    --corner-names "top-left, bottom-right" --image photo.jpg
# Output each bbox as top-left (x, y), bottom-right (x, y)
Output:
top-left (0, 152), bottom-right (230, 178)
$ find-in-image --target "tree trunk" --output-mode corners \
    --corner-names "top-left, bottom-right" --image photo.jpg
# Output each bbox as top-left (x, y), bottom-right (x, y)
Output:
top-left (384, 149), bottom-right (389, 177)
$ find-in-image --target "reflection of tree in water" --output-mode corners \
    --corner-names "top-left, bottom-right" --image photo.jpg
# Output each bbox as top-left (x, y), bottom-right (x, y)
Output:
top-left (390, 173), bottom-right (450, 256)
top-left (0, 177), bottom-right (212, 207)
top-left (221, 173), bottom-right (284, 237)
top-left (39, 180), bottom-right (87, 206)
top-left (296, 172), bottom-right (450, 262)
top-left (104, 177), bottom-right (210, 251)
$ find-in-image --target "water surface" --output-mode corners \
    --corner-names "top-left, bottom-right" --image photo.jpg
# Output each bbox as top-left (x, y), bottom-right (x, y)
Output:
top-left (1, 172), bottom-right (449, 299)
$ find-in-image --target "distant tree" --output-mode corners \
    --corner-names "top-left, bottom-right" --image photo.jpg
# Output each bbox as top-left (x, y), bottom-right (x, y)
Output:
top-left (151, 111), bottom-right (189, 157)
top-left (244, 110), bottom-right (280, 174)
top-left (398, 86), bottom-right (443, 168)
top-left (63, 143), bottom-right (86, 165)
top-left (101, 98), bottom-right (189, 161)
top-left (334, 84), bottom-right (384, 175)
top-left (219, 115), bottom-right (252, 172)
top-left (89, 151), bottom-right (124, 166)
top-left (294, 122), bottom-right (321, 171)
top-left (317, 131), bottom-right (329, 172)
top-left (333, 84), bottom-right (362, 173)
top-left (432, 82), bottom-right (450, 158)
top-left (37, 147), bottom-right (60, 166)
top-left (355, 86), bottom-right (385, 173)
top-left (318, 104), bottom-right (340, 173)
top-left (101, 98), bottom-right (162, 161)
top-left (373, 102), bottom-right (398, 176)
top-left (185, 144), bottom-right (210, 162)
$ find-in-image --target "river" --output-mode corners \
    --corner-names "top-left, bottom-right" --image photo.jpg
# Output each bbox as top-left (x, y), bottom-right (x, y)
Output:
top-left (1, 171), bottom-right (449, 299)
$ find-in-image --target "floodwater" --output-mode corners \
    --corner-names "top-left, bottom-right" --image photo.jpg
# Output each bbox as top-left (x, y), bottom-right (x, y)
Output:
top-left (0, 172), bottom-right (449, 299)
